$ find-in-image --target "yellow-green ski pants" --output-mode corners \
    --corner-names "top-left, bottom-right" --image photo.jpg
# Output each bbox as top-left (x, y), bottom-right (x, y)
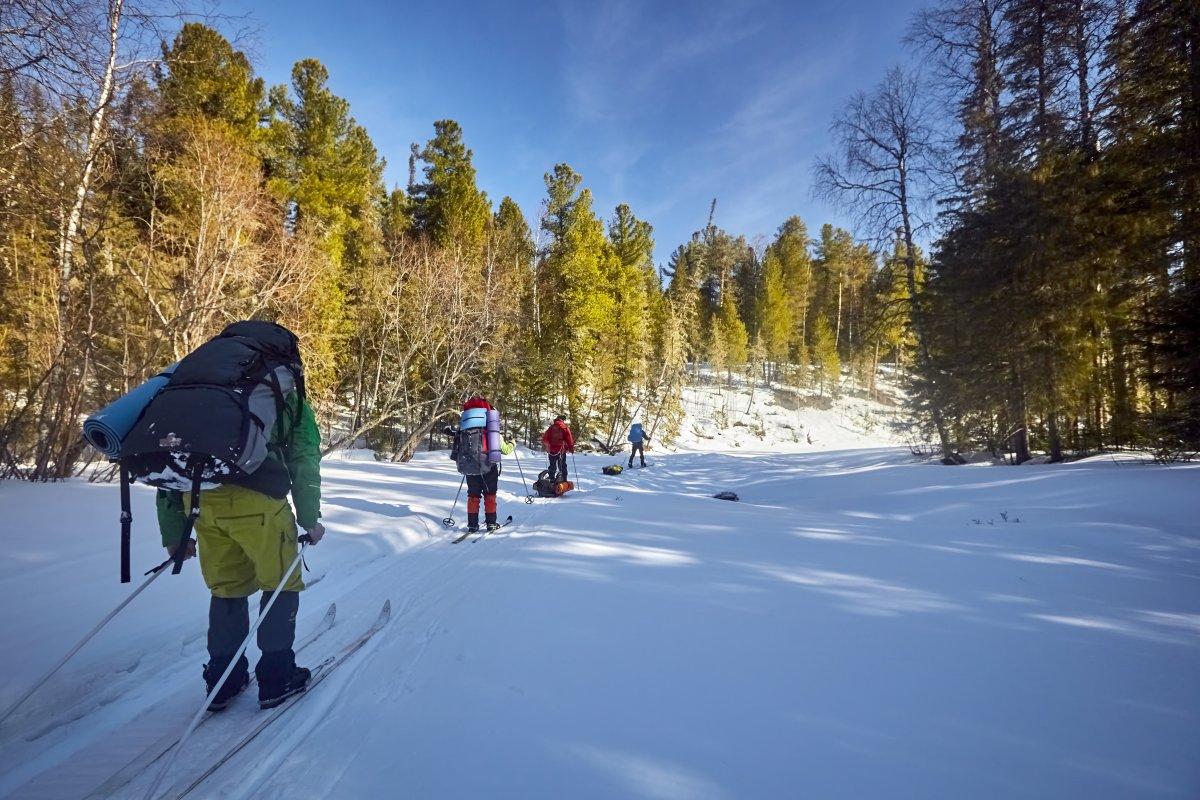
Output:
top-left (188, 485), bottom-right (305, 599)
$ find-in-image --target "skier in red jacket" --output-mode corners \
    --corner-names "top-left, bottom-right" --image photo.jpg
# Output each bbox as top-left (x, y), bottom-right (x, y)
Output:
top-left (541, 415), bottom-right (574, 483)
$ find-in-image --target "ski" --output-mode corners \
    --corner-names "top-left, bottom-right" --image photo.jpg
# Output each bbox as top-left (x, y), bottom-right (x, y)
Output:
top-left (84, 603), bottom-right (336, 800)
top-left (164, 600), bottom-right (392, 800)
top-left (473, 514), bottom-right (514, 542)
top-left (451, 528), bottom-right (475, 544)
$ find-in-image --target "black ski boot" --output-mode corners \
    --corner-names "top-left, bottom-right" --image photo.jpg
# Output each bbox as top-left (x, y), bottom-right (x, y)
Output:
top-left (485, 512), bottom-right (501, 532)
top-left (467, 512), bottom-right (479, 533)
top-left (257, 650), bottom-right (310, 709)
top-left (203, 654), bottom-right (249, 712)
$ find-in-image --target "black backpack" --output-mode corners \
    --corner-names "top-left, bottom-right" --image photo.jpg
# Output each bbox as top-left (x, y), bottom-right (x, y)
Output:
top-left (451, 427), bottom-right (491, 476)
top-left (117, 321), bottom-right (305, 581)
top-left (533, 469), bottom-right (557, 498)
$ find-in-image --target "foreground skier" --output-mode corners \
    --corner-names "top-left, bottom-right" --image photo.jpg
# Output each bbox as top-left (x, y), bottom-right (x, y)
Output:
top-left (156, 324), bottom-right (325, 711)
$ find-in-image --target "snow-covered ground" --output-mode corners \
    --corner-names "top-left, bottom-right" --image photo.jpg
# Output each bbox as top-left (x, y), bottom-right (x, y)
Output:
top-left (1, 395), bottom-right (1199, 797)
top-left (673, 367), bottom-right (908, 453)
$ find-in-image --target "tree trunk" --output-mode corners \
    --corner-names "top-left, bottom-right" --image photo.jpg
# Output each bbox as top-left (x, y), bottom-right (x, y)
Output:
top-left (870, 340), bottom-right (879, 400)
top-left (1047, 391), bottom-right (1064, 463)
top-left (835, 267), bottom-right (843, 349)
top-left (1010, 368), bottom-right (1032, 463)
top-left (899, 165), bottom-right (955, 459)
top-left (31, 0), bottom-right (124, 481)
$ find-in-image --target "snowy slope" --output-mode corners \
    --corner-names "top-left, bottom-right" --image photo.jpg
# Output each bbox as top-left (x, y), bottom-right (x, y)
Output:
top-left (1, 442), bottom-right (1199, 798)
top-left (672, 368), bottom-right (907, 454)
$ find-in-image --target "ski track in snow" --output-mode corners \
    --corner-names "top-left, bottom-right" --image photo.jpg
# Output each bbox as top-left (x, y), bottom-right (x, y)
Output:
top-left (1, 438), bottom-right (1199, 798)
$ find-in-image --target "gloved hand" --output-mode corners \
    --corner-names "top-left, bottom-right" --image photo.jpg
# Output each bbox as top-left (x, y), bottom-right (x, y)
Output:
top-left (167, 539), bottom-right (196, 561)
top-left (304, 522), bottom-right (326, 545)
top-left (500, 438), bottom-right (515, 456)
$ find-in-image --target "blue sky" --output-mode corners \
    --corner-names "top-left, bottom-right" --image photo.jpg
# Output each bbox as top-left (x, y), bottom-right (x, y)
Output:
top-left (218, 0), bottom-right (925, 265)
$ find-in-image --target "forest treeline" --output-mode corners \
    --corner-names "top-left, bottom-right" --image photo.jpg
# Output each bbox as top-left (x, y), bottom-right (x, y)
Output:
top-left (816, 0), bottom-right (1198, 463)
top-left (1, 0), bottom-right (1196, 481)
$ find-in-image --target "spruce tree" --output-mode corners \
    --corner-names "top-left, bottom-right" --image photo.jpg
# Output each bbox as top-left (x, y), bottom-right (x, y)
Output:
top-left (811, 316), bottom-right (841, 398)
top-left (538, 164), bottom-right (615, 433)
top-left (265, 58), bottom-right (385, 395)
top-left (758, 249), bottom-right (792, 384)
top-left (159, 24), bottom-right (264, 139)
top-left (770, 217), bottom-right (813, 366)
top-left (409, 120), bottom-right (491, 253)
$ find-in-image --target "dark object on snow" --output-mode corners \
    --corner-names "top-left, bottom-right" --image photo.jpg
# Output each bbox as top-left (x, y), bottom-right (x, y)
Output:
top-left (602, 464), bottom-right (624, 476)
top-left (712, 491), bottom-right (739, 502)
top-left (534, 469), bottom-right (573, 497)
top-left (533, 469), bottom-right (558, 498)
top-left (941, 453), bottom-right (968, 465)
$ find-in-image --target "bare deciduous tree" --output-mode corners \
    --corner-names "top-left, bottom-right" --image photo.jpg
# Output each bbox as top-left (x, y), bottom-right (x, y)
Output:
top-left (815, 66), bottom-right (957, 458)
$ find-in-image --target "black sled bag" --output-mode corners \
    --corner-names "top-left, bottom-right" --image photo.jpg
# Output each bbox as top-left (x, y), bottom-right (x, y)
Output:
top-left (533, 469), bottom-right (558, 498)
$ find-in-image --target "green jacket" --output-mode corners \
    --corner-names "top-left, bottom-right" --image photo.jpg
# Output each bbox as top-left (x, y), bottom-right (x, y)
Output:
top-left (156, 392), bottom-right (322, 547)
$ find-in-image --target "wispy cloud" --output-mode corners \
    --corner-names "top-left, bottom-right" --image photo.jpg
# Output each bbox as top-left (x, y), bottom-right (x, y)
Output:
top-left (557, 0), bottom-right (765, 122)
top-left (639, 40), bottom-right (855, 237)
top-left (537, 0), bottom-right (887, 259)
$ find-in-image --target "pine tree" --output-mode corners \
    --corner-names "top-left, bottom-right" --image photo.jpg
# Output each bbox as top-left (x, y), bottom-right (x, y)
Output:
top-left (663, 241), bottom-right (705, 362)
top-left (409, 120), bottom-right (491, 253)
top-left (716, 290), bottom-right (749, 385)
top-left (811, 316), bottom-right (841, 398)
top-left (538, 164), bottom-right (615, 432)
top-left (770, 217), bottom-right (813, 365)
top-left (757, 249), bottom-right (792, 384)
top-left (158, 23), bottom-right (264, 139)
top-left (603, 203), bottom-right (654, 442)
top-left (265, 58), bottom-right (385, 396)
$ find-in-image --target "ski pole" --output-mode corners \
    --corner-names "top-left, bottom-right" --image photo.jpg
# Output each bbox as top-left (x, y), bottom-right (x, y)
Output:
top-left (510, 448), bottom-right (534, 504)
top-left (442, 476), bottom-right (465, 527)
top-left (570, 450), bottom-right (581, 491)
top-left (142, 537), bottom-right (311, 800)
top-left (0, 556), bottom-right (177, 727)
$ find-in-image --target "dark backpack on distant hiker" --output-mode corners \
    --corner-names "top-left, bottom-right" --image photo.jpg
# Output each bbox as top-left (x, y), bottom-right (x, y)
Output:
top-left (452, 427), bottom-right (492, 476)
top-left (116, 321), bottom-right (306, 581)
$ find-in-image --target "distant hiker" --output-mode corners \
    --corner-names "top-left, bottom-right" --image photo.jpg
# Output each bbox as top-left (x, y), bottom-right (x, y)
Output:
top-left (542, 415), bottom-right (575, 483)
top-left (451, 396), bottom-right (512, 533)
top-left (150, 321), bottom-right (324, 712)
top-left (627, 421), bottom-right (650, 468)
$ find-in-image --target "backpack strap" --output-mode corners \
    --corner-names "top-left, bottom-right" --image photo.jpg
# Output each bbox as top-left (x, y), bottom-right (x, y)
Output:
top-left (119, 464), bottom-right (132, 583)
top-left (265, 363), bottom-right (305, 452)
top-left (288, 365), bottom-right (305, 441)
top-left (263, 368), bottom-right (287, 448)
top-left (171, 466), bottom-right (204, 574)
